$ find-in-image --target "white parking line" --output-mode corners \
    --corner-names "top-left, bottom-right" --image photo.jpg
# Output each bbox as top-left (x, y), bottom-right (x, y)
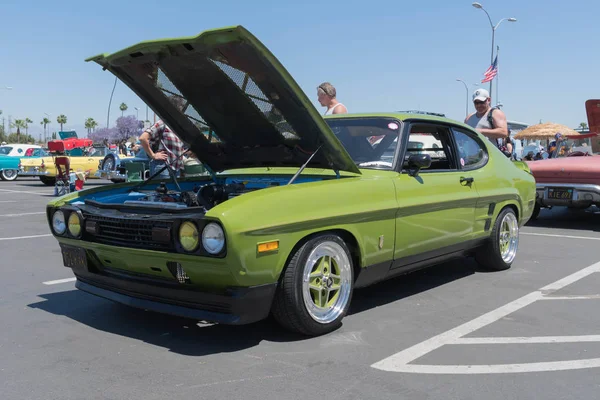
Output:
top-left (541, 295), bottom-right (600, 300)
top-left (0, 188), bottom-right (48, 195)
top-left (0, 212), bottom-right (45, 217)
top-left (0, 234), bottom-right (52, 241)
top-left (371, 260), bottom-right (600, 374)
top-left (43, 277), bottom-right (76, 285)
top-left (521, 232), bottom-right (600, 241)
top-left (454, 335), bottom-right (600, 344)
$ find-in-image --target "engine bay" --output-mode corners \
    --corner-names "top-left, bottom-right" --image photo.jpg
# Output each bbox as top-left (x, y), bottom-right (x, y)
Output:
top-left (72, 175), bottom-right (327, 213)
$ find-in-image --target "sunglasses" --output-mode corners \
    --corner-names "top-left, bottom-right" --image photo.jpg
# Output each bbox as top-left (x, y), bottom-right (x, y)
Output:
top-left (473, 100), bottom-right (487, 105)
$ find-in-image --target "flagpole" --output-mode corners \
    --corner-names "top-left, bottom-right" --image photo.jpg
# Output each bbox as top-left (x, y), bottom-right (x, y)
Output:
top-left (496, 45), bottom-right (500, 107)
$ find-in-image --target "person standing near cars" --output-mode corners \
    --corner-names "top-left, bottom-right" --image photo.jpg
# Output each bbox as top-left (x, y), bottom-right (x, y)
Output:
top-left (317, 82), bottom-right (348, 116)
top-left (138, 96), bottom-right (186, 178)
top-left (464, 88), bottom-right (509, 145)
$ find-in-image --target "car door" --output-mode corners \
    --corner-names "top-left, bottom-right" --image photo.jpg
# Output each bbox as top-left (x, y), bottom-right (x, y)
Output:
top-left (392, 121), bottom-right (480, 267)
top-left (451, 126), bottom-right (498, 240)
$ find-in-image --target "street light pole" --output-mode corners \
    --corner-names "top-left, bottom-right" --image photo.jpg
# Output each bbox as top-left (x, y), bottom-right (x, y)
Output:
top-left (134, 107), bottom-right (139, 121)
top-left (472, 3), bottom-right (516, 99)
top-left (456, 79), bottom-right (469, 118)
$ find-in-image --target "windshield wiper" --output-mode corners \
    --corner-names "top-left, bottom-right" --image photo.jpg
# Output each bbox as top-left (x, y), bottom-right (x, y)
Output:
top-left (287, 145), bottom-right (324, 185)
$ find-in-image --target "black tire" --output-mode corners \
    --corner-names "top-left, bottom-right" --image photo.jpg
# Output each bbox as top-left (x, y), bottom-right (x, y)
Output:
top-left (475, 207), bottom-right (519, 271)
top-left (272, 234), bottom-right (354, 336)
top-left (39, 176), bottom-right (56, 186)
top-left (529, 203), bottom-right (541, 220)
top-left (0, 169), bottom-right (18, 181)
top-left (110, 179), bottom-right (125, 184)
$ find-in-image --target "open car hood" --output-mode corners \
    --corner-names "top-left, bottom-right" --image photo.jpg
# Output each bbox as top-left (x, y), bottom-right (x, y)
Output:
top-left (86, 26), bottom-right (360, 174)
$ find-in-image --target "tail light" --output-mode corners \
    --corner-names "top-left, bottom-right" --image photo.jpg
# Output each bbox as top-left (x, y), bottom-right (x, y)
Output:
top-left (41, 161), bottom-right (45, 169)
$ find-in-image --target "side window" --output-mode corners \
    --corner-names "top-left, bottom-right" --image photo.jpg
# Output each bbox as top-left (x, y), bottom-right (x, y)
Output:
top-left (403, 124), bottom-right (456, 172)
top-left (453, 128), bottom-right (488, 169)
top-left (17, 148), bottom-right (23, 153)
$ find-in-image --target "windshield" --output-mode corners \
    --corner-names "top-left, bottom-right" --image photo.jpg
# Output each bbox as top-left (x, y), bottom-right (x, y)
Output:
top-left (0, 146), bottom-right (13, 155)
top-left (325, 117), bottom-right (400, 170)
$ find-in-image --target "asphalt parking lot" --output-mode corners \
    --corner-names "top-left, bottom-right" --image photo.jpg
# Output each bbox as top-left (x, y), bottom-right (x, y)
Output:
top-left (1, 178), bottom-right (600, 400)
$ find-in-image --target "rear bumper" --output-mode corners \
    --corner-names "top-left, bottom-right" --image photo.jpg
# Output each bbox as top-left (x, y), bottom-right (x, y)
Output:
top-left (536, 183), bottom-right (600, 207)
top-left (68, 247), bottom-right (277, 325)
top-left (19, 168), bottom-right (50, 176)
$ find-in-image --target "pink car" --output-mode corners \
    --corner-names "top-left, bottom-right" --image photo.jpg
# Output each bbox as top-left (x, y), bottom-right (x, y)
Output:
top-left (527, 154), bottom-right (600, 219)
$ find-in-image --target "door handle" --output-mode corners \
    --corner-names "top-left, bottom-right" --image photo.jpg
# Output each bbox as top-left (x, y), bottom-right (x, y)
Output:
top-left (460, 176), bottom-right (474, 185)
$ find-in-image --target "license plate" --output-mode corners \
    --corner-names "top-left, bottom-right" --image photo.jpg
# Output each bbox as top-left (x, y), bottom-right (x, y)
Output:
top-left (548, 187), bottom-right (573, 200)
top-left (60, 244), bottom-right (87, 269)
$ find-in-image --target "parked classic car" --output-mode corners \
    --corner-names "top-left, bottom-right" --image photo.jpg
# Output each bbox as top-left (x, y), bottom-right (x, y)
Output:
top-left (20, 144), bottom-right (119, 185)
top-left (527, 153), bottom-right (599, 218)
top-left (0, 144), bottom-right (42, 157)
top-left (96, 147), bottom-right (151, 183)
top-left (0, 154), bottom-right (20, 181)
top-left (46, 26), bottom-right (536, 336)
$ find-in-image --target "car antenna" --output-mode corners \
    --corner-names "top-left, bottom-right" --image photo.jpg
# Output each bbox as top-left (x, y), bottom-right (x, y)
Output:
top-left (287, 144), bottom-right (323, 186)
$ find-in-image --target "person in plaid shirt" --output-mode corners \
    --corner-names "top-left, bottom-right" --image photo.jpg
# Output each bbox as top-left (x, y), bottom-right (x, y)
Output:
top-left (139, 97), bottom-right (187, 178)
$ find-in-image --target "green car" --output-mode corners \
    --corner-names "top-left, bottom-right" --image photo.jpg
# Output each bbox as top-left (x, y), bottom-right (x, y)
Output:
top-left (46, 26), bottom-right (536, 336)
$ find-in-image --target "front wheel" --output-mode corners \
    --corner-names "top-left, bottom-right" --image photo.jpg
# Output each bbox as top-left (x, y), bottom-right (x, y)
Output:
top-left (475, 207), bottom-right (519, 271)
top-left (0, 169), bottom-right (18, 181)
top-left (272, 234), bottom-right (354, 336)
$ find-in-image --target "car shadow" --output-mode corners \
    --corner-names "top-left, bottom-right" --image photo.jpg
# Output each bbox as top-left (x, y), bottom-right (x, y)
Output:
top-left (28, 290), bottom-right (307, 356)
top-left (526, 205), bottom-right (600, 232)
top-left (349, 257), bottom-right (477, 314)
top-left (28, 258), bottom-right (478, 354)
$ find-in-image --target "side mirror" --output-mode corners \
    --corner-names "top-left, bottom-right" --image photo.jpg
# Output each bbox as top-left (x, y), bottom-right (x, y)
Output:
top-left (407, 153), bottom-right (431, 177)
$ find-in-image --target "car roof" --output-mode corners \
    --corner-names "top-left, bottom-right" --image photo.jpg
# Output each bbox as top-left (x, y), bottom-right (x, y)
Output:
top-left (323, 112), bottom-right (469, 127)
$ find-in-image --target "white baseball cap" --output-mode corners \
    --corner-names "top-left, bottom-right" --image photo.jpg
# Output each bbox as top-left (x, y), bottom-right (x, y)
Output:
top-left (473, 88), bottom-right (490, 102)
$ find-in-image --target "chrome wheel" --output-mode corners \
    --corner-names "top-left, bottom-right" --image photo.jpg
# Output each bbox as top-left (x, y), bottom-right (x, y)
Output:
top-left (102, 157), bottom-right (115, 171)
top-left (499, 212), bottom-right (519, 263)
top-left (302, 241), bottom-right (352, 324)
top-left (1, 169), bottom-right (17, 181)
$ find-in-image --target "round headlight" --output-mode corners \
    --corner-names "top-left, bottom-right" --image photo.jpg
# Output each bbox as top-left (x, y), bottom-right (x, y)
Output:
top-left (202, 223), bottom-right (224, 254)
top-left (68, 212), bottom-right (82, 237)
top-left (179, 221), bottom-right (199, 252)
top-left (52, 210), bottom-right (66, 235)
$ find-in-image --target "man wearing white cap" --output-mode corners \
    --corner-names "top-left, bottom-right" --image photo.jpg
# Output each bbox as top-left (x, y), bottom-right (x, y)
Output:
top-left (464, 88), bottom-right (508, 142)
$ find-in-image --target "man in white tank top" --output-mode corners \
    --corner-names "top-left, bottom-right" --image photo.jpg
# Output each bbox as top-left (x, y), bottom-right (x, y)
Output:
top-left (317, 82), bottom-right (348, 115)
top-left (464, 88), bottom-right (508, 142)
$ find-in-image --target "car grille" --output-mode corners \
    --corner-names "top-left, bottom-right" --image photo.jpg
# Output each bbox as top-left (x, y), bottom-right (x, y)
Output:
top-left (84, 214), bottom-right (173, 251)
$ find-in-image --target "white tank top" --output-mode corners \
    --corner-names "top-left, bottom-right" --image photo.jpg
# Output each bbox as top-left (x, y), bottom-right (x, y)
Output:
top-left (465, 110), bottom-right (492, 130)
top-left (324, 103), bottom-right (345, 116)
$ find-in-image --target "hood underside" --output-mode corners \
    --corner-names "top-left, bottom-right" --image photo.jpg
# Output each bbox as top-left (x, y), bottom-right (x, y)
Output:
top-left (86, 26), bottom-right (360, 174)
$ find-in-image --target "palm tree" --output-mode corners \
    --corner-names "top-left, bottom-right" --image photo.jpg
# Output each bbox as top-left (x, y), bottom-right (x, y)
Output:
top-left (25, 118), bottom-right (33, 135)
top-left (40, 117), bottom-right (51, 141)
top-left (57, 114), bottom-right (67, 131)
top-left (11, 119), bottom-right (27, 143)
top-left (579, 122), bottom-right (588, 131)
top-left (84, 117), bottom-right (98, 134)
top-left (119, 103), bottom-right (128, 117)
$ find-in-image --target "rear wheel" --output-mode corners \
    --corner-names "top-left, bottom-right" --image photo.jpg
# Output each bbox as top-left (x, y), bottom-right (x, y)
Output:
top-left (0, 169), bottom-right (18, 181)
top-left (272, 234), bottom-right (354, 336)
top-left (40, 176), bottom-right (55, 186)
top-left (475, 207), bottom-right (519, 271)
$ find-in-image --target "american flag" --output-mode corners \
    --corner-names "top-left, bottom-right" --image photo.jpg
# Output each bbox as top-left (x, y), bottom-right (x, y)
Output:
top-left (481, 56), bottom-right (498, 83)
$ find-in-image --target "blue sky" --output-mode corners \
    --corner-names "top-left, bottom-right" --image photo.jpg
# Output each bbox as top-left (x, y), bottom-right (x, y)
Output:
top-left (1, 0), bottom-right (598, 139)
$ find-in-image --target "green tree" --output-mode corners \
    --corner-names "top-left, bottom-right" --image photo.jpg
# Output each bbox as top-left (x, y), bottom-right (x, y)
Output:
top-left (40, 117), bottom-right (51, 140)
top-left (119, 102), bottom-right (128, 117)
top-left (84, 117), bottom-right (98, 134)
top-left (579, 122), bottom-right (588, 131)
top-left (25, 118), bottom-right (33, 135)
top-left (10, 119), bottom-right (27, 143)
top-left (56, 114), bottom-right (67, 131)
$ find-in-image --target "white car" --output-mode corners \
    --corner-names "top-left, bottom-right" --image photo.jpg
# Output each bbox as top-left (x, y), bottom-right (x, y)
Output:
top-left (0, 144), bottom-right (42, 157)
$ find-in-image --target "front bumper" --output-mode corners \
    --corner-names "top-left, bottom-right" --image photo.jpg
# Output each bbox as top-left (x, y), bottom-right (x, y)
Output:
top-left (536, 183), bottom-right (600, 208)
top-left (64, 245), bottom-right (277, 325)
top-left (95, 169), bottom-right (126, 181)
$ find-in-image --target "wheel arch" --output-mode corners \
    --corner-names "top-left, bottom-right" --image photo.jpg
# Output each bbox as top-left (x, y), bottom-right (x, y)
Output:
top-left (277, 228), bottom-right (363, 283)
